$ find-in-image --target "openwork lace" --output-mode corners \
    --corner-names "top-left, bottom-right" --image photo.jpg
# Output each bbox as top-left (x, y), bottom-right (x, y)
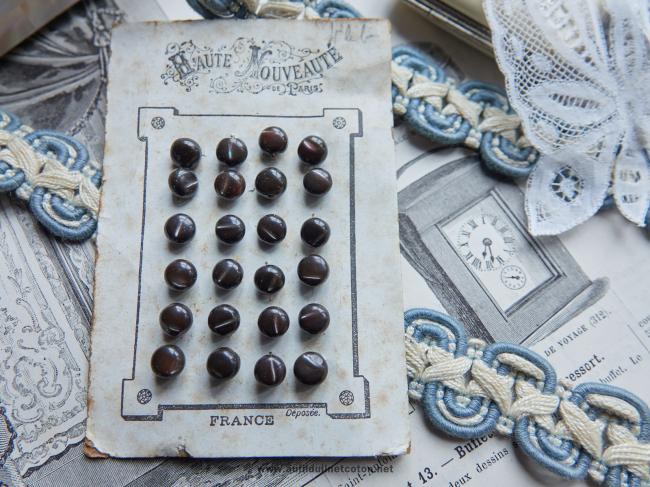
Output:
top-left (484, 0), bottom-right (650, 235)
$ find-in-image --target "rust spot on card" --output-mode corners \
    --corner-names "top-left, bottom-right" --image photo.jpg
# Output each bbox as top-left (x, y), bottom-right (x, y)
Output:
top-left (83, 438), bottom-right (109, 459)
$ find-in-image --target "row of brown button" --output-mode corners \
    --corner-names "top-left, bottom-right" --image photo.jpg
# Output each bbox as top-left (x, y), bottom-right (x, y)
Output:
top-left (164, 256), bottom-right (329, 292)
top-left (165, 214), bottom-right (330, 247)
top-left (169, 166), bottom-right (332, 201)
top-left (215, 166), bottom-right (332, 199)
top-left (151, 346), bottom-right (327, 386)
top-left (159, 302), bottom-right (330, 338)
top-left (171, 130), bottom-right (328, 168)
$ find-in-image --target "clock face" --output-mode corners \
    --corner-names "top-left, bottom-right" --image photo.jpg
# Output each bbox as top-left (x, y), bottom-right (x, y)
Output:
top-left (500, 265), bottom-right (526, 290)
top-left (441, 193), bottom-right (556, 313)
top-left (456, 213), bottom-right (516, 272)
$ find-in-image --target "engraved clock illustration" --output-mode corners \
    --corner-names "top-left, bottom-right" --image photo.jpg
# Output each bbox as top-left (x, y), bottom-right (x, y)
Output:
top-left (455, 212), bottom-right (516, 272)
top-left (399, 156), bottom-right (608, 344)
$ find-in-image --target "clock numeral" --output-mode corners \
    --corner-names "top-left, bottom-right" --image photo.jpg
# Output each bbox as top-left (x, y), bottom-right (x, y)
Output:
top-left (471, 258), bottom-right (482, 270)
top-left (485, 260), bottom-right (494, 271)
top-left (468, 219), bottom-right (478, 230)
top-left (460, 230), bottom-right (471, 238)
top-left (496, 256), bottom-right (505, 265)
top-left (504, 237), bottom-right (515, 244)
top-left (464, 251), bottom-right (474, 261)
top-left (498, 226), bottom-right (509, 234)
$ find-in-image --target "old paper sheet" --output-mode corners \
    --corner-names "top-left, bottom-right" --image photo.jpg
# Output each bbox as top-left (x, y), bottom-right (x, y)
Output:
top-left (3, 0), bottom-right (650, 484)
top-left (86, 19), bottom-right (409, 458)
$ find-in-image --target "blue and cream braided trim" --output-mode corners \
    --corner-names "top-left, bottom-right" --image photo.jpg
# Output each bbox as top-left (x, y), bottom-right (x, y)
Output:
top-left (0, 110), bottom-right (101, 241)
top-left (391, 46), bottom-right (538, 178)
top-left (405, 309), bottom-right (650, 487)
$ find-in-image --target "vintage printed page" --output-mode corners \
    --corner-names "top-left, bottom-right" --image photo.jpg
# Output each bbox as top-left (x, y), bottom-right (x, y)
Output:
top-left (86, 19), bottom-right (409, 458)
top-left (2, 0), bottom-right (650, 485)
top-left (306, 129), bottom-right (650, 486)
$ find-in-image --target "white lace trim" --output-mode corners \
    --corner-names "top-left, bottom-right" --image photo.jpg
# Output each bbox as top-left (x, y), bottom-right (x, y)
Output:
top-left (484, 0), bottom-right (650, 235)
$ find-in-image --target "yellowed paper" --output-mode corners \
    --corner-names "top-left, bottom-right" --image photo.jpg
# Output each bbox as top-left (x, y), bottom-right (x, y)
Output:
top-left (86, 18), bottom-right (409, 458)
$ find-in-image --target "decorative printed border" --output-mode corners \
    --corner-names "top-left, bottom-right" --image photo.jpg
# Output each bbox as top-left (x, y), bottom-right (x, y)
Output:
top-left (121, 107), bottom-right (370, 420)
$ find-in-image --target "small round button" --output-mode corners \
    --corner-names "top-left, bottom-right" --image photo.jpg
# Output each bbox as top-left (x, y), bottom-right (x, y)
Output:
top-left (258, 306), bottom-right (290, 337)
top-left (255, 167), bottom-right (286, 199)
top-left (303, 168), bottom-right (332, 196)
top-left (254, 265), bottom-right (285, 293)
top-left (301, 217), bottom-right (330, 247)
top-left (214, 170), bottom-right (246, 199)
top-left (294, 352), bottom-right (328, 385)
top-left (216, 136), bottom-right (248, 166)
top-left (164, 259), bottom-right (197, 291)
top-left (151, 344), bottom-right (185, 378)
top-left (212, 259), bottom-right (243, 290)
top-left (159, 303), bottom-right (193, 337)
top-left (298, 135), bottom-right (327, 165)
top-left (206, 347), bottom-right (240, 379)
top-left (257, 214), bottom-right (287, 244)
top-left (215, 214), bottom-right (245, 244)
top-left (168, 168), bottom-right (198, 199)
top-left (170, 138), bottom-right (201, 169)
top-left (297, 255), bottom-right (329, 286)
top-left (259, 126), bottom-right (288, 156)
top-left (254, 353), bottom-right (286, 386)
top-left (164, 213), bottom-right (196, 244)
top-left (298, 303), bottom-right (330, 334)
top-left (208, 304), bottom-right (240, 335)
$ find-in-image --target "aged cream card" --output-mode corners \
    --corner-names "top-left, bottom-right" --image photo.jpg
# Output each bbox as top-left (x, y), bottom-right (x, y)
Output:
top-left (86, 18), bottom-right (409, 458)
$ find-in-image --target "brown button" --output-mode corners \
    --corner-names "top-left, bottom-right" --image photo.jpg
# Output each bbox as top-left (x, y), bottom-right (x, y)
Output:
top-left (257, 214), bottom-right (287, 244)
top-left (298, 303), bottom-right (330, 334)
top-left (216, 136), bottom-right (248, 166)
top-left (170, 138), bottom-right (201, 169)
top-left (215, 214), bottom-right (245, 244)
top-left (258, 306), bottom-right (290, 337)
top-left (303, 168), bottom-right (332, 196)
top-left (254, 265), bottom-right (285, 293)
top-left (214, 169), bottom-right (246, 199)
top-left (168, 168), bottom-right (198, 199)
top-left (297, 254), bottom-right (329, 286)
top-left (151, 344), bottom-right (185, 378)
top-left (298, 135), bottom-right (327, 165)
top-left (208, 304), bottom-right (240, 335)
top-left (255, 167), bottom-right (287, 199)
top-left (212, 259), bottom-right (243, 290)
top-left (164, 213), bottom-right (196, 244)
top-left (301, 217), bottom-right (330, 247)
top-left (254, 353), bottom-right (286, 386)
top-left (159, 303), bottom-right (193, 337)
top-left (259, 126), bottom-right (288, 156)
top-left (164, 259), bottom-right (197, 291)
top-left (293, 351), bottom-right (328, 385)
top-left (206, 347), bottom-right (240, 379)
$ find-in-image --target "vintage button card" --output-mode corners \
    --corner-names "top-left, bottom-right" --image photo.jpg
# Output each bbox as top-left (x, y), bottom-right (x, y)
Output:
top-left (86, 19), bottom-right (409, 458)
